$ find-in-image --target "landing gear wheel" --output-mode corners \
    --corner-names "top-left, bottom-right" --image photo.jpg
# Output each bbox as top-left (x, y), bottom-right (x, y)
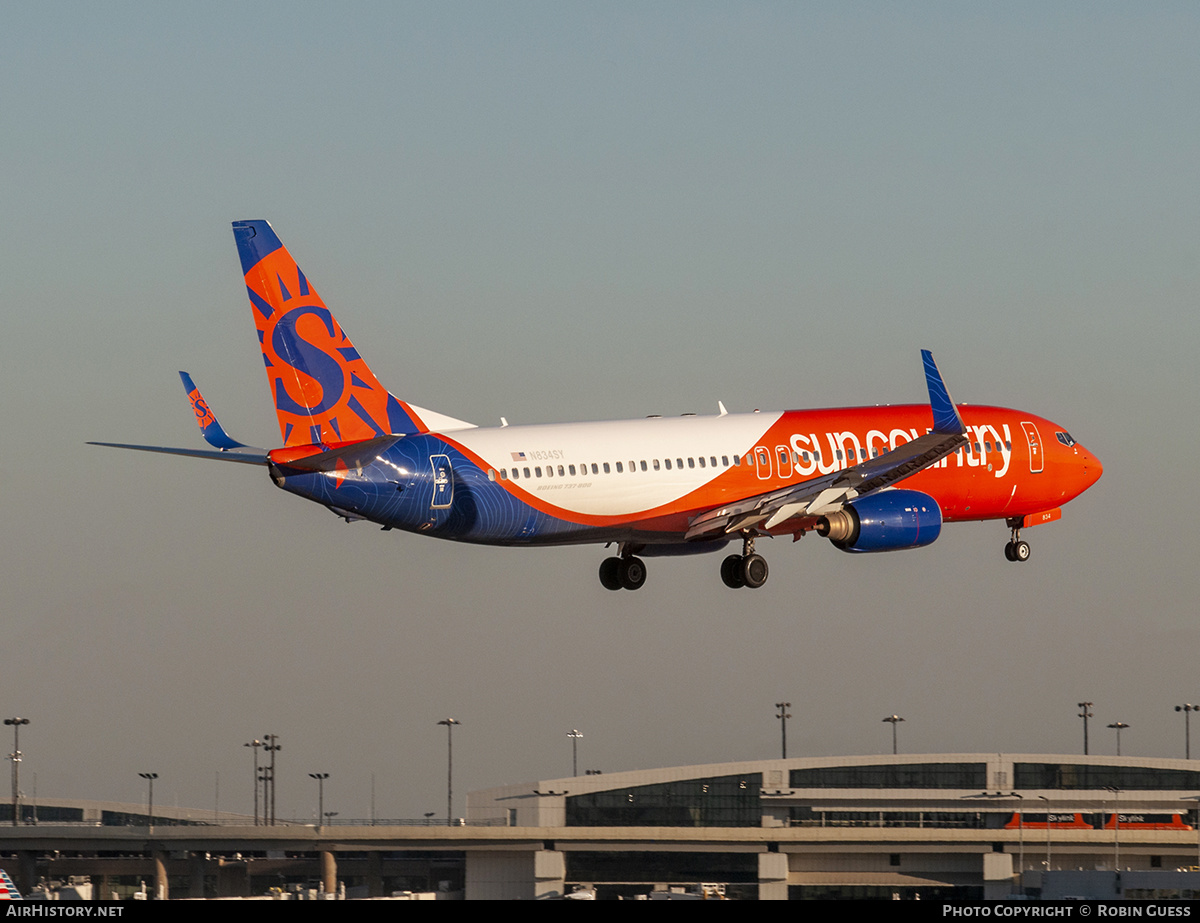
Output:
top-left (1004, 518), bottom-right (1032, 563)
top-left (599, 556), bottom-right (622, 590)
top-left (618, 556), bottom-right (647, 590)
top-left (741, 553), bottom-right (769, 589)
top-left (721, 554), bottom-right (746, 589)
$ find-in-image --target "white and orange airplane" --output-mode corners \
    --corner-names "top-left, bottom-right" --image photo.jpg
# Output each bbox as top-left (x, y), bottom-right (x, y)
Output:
top-left (93, 221), bottom-right (1102, 590)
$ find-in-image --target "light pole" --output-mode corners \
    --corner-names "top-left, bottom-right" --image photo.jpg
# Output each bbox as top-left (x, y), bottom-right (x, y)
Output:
top-left (4, 718), bottom-right (29, 827)
top-left (1182, 796), bottom-right (1200, 869)
top-left (775, 703), bottom-right (791, 759)
top-left (309, 773), bottom-right (329, 831)
top-left (1037, 795), bottom-right (1052, 872)
top-left (1002, 792), bottom-right (1027, 889)
top-left (138, 772), bottom-right (158, 833)
top-left (1078, 702), bottom-right (1094, 755)
top-left (438, 718), bottom-right (460, 826)
top-left (1176, 705), bottom-right (1198, 760)
top-left (566, 730), bottom-right (583, 777)
top-left (1107, 722), bottom-right (1130, 757)
top-left (244, 739), bottom-right (262, 826)
top-left (882, 715), bottom-right (905, 755)
top-left (262, 734), bottom-right (281, 825)
top-left (1107, 786), bottom-right (1121, 870)
top-left (962, 791), bottom-right (1025, 894)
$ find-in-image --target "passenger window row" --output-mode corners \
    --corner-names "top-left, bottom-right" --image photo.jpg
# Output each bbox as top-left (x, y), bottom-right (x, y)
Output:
top-left (489, 453), bottom-right (740, 482)
top-left (483, 438), bottom-right (1015, 482)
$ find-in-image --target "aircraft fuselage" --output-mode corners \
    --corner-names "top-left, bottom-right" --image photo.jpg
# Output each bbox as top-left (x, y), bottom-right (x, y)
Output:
top-left (268, 403), bottom-right (1100, 548)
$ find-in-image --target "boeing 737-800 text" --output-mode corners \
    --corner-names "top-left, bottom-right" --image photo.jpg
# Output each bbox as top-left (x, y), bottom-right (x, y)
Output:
top-left (91, 221), bottom-right (1102, 590)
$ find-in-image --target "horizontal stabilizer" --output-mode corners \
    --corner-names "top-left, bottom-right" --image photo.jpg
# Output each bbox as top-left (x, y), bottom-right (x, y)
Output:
top-left (268, 435), bottom-right (402, 473)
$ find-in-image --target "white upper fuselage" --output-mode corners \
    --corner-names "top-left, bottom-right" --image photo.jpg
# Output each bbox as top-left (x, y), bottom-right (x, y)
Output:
top-left (449, 412), bottom-right (781, 517)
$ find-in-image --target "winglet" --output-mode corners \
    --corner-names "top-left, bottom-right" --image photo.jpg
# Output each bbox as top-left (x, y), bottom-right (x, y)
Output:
top-left (179, 372), bottom-right (247, 450)
top-left (921, 350), bottom-right (966, 435)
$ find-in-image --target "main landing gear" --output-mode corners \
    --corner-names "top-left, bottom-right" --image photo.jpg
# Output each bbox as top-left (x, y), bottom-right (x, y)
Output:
top-left (720, 533), bottom-right (769, 589)
top-left (599, 554), bottom-right (646, 591)
top-left (1004, 517), bottom-right (1030, 563)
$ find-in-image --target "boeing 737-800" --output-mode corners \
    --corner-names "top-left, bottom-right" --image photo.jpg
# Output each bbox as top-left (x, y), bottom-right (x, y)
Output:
top-left (92, 221), bottom-right (1102, 590)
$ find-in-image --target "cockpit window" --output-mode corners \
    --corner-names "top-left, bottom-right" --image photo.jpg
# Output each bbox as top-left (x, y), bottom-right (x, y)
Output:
top-left (1056, 432), bottom-right (1076, 447)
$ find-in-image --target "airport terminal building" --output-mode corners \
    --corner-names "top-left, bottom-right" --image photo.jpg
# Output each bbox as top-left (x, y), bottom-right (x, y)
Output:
top-left (5, 753), bottom-right (1200, 899)
top-left (467, 753), bottom-right (1200, 899)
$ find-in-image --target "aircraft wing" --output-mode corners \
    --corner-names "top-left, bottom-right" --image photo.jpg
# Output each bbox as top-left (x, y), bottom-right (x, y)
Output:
top-left (685, 350), bottom-right (968, 539)
top-left (89, 372), bottom-right (269, 464)
top-left (87, 441), bottom-right (269, 465)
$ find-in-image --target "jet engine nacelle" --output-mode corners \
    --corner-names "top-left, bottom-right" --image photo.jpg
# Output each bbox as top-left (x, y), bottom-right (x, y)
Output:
top-left (816, 490), bottom-right (942, 553)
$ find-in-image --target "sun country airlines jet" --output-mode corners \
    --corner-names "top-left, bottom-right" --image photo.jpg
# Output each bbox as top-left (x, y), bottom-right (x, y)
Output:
top-left (92, 221), bottom-right (1102, 591)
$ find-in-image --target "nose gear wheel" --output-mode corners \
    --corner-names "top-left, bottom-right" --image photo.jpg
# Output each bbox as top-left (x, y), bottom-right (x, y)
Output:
top-left (1004, 518), bottom-right (1031, 563)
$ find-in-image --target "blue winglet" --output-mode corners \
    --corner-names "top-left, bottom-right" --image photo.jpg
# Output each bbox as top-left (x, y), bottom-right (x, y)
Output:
top-left (179, 372), bottom-right (247, 450)
top-left (921, 350), bottom-right (966, 435)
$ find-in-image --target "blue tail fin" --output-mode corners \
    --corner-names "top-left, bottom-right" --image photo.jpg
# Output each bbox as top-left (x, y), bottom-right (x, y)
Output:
top-left (232, 220), bottom-right (474, 447)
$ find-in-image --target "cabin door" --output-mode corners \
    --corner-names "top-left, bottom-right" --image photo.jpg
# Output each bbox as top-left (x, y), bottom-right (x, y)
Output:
top-left (1020, 422), bottom-right (1044, 474)
top-left (430, 454), bottom-right (454, 509)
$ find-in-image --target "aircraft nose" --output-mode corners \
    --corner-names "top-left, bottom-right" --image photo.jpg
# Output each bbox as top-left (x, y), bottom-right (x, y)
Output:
top-left (1077, 446), bottom-right (1102, 488)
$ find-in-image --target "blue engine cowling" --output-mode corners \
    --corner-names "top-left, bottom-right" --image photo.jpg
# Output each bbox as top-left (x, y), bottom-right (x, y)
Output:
top-left (816, 490), bottom-right (942, 553)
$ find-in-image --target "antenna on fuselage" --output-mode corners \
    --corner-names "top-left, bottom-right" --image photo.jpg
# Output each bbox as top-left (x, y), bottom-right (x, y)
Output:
top-left (717, 401), bottom-right (728, 417)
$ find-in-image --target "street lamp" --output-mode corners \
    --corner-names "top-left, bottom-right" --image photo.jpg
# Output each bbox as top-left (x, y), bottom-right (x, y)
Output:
top-left (1106, 786), bottom-right (1122, 870)
top-left (1036, 795), bottom-right (1052, 872)
top-left (138, 772), bottom-right (158, 833)
top-left (1107, 722), bottom-right (1130, 757)
top-left (262, 735), bottom-right (281, 825)
top-left (4, 718), bottom-right (29, 827)
top-left (1078, 702), bottom-right (1094, 755)
top-left (1181, 795), bottom-right (1200, 870)
top-left (566, 730), bottom-right (583, 777)
top-left (243, 739), bottom-right (262, 826)
top-left (437, 719), bottom-right (460, 826)
top-left (775, 703), bottom-right (792, 759)
top-left (1176, 706), bottom-right (1198, 760)
top-left (309, 773), bottom-right (329, 831)
top-left (963, 791), bottom-right (1024, 894)
top-left (882, 715), bottom-right (905, 756)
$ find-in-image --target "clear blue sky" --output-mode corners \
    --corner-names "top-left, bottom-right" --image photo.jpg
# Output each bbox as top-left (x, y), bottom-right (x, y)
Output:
top-left (1, 2), bottom-right (1197, 820)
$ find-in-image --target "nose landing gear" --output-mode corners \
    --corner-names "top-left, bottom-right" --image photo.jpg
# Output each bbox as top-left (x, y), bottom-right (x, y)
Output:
top-left (720, 532), bottom-right (769, 589)
top-left (1004, 517), bottom-right (1030, 562)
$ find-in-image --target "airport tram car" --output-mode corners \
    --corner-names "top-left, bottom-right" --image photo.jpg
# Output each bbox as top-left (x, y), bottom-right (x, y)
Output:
top-left (1003, 812), bottom-right (1193, 831)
